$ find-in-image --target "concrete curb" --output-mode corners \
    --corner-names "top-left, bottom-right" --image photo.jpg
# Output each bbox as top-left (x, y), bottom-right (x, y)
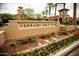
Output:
top-left (53, 39), bottom-right (79, 56)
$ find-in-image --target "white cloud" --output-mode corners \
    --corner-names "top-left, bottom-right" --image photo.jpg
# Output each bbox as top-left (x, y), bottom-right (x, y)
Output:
top-left (0, 3), bottom-right (46, 14)
top-left (0, 3), bottom-right (79, 17)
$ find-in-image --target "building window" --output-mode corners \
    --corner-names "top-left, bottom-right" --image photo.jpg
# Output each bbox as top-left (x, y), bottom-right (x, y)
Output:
top-left (59, 18), bottom-right (62, 24)
top-left (19, 24), bottom-right (23, 28)
top-left (34, 24), bottom-right (36, 27)
top-left (21, 15), bottom-right (22, 18)
top-left (27, 24), bottom-right (29, 27)
top-left (24, 24), bottom-right (26, 27)
top-left (45, 19), bottom-right (48, 21)
top-left (55, 19), bottom-right (57, 21)
top-left (30, 24), bottom-right (32, 27)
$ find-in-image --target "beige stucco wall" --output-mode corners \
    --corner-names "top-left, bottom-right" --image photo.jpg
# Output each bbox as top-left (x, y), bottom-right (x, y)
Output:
top-left (66, 25), bottom-right (75, 31)
top-left (4, 20), bottom-right (60, 41)
top-left (59, 11), bottom-right (68, 16)
top-left (0, 31), bottom-right (5, 46)
top-left (16, 14), bottom-right (26, 20)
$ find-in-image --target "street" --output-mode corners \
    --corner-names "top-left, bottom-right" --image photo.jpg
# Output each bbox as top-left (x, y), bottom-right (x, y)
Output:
top-left (65, 45), bottom-right (79, 56)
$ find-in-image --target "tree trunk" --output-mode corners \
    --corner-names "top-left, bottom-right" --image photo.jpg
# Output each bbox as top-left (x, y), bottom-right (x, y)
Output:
top-left (54, 4), bottom-right (57, 20)
top-left (73, 3), bottom-right (77, 30)
top-left (46, 10), bottom-right (48, 17)
top-left (63, 3), bottom-right (65, 23)
top-left (46, 13), bottom-right (47, 17)
top-left (49, 7), bottom-right (51, 20)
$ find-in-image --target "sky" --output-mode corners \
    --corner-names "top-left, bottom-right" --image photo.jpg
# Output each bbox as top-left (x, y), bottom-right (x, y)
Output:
top-left (0, 3), bottom-right (79, 17)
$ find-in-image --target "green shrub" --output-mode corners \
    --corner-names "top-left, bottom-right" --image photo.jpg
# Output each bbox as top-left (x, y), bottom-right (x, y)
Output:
top-left (20, 40), bottom-right (28, 45)
top-left (61, 32), bottom-right (68, 35)
top-left (33, 49), bottom-right (40, 56)
top-left (10, 44), bottom-right (16, 48)
top-left (67, 36), bottom-right (78, 44)
top-left (15, 53), bottom-right (23, 56)
top-left (42, 35), bottom-right (51, 39)
top-left (31, 36), bottom-right (36, 42)
top-left (28, 36), bottom-right (36, 43)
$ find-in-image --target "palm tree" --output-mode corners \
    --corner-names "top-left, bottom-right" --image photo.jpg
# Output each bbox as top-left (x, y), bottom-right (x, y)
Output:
top-left (46, 3), bottom-right (54, 20)
top-left (24, 8), bottom-right (34, 19)
top-left (54, 4), bottom-right (57, 18)
top-left (54, 3), bottom-right (62, 20)
top-left (73, 3), bottom-right (77, 30)
top-left (45, 10), bottom-right (48, 17)
top-left (63, 3), bottom-right (66, 23)
top-left (42, 11), bottom-right (45, 18)
top-left (35, 14), bottom-right (42, 20)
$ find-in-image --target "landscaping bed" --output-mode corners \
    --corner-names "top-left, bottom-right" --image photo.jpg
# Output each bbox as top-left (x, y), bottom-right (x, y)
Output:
top-left (14, 33), bottom-right (79, 56)
top-left (5, 31), bottom-right (79, 56)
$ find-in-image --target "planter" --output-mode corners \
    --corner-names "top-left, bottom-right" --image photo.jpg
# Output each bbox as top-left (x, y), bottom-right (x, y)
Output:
top-left (13, 34), bottom-right (79, 56)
